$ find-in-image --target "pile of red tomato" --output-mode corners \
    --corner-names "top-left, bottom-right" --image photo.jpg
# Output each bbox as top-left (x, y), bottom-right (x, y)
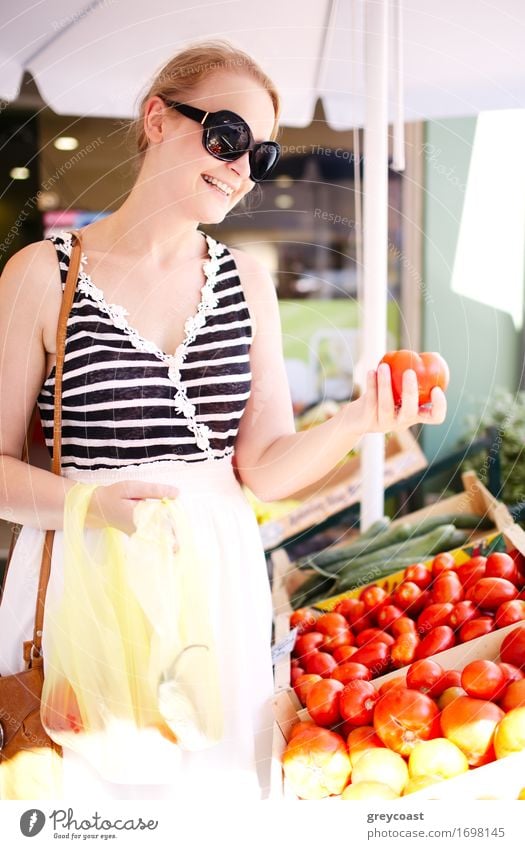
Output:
top-left (283, 624), bottom-right (525, 800)
top-left (291, 551), bottom-right (525, 695)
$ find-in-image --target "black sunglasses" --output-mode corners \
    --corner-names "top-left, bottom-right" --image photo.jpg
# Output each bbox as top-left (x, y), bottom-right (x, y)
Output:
top-left (160, 97), bottom-right (281, 183)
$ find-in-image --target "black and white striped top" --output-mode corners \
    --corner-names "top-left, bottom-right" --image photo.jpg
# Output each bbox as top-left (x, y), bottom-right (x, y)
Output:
top-left (37, 230), bottom-right (253, 471)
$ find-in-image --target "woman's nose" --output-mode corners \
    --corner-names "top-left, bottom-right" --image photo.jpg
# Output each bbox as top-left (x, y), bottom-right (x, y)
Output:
top-left (229, 152), bottom-right (252, 183)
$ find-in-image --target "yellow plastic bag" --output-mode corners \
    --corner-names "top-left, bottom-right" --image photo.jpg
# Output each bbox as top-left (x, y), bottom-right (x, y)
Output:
top-left (40, 483), bottom-right (224, 784)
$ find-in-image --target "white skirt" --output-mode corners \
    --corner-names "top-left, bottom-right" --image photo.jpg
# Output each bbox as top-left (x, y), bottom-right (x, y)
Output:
top-left (0, 457), bottom-right (274, 801)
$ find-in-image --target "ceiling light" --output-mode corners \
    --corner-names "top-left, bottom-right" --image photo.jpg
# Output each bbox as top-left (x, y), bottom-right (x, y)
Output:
top-left (54, 136), bottom-right (79, 151)
top-left (275, 175), bottom-right (293, 188)
top-left (10, 167), bottom-right (30, 180)
top-left (275, 193), bottom-right (294, 209)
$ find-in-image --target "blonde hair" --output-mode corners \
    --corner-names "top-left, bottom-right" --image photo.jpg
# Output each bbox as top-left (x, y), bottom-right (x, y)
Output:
top-left (127, 39), bottom-right (281, 177)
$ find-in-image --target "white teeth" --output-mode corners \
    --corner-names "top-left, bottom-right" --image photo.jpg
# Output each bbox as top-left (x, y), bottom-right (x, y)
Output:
top-left (202, 174), bottom-right (233, 196)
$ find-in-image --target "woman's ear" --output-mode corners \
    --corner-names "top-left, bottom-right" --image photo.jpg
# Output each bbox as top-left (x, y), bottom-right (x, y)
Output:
top-left (143, 96), bottom-right (171, 147)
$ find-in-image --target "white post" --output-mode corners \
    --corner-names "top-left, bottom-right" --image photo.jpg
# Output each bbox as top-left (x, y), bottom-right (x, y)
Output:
top-left (360, 0), bottom-right (389, 530)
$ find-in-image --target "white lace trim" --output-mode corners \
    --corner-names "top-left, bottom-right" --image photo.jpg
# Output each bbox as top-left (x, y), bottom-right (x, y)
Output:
top-left (58, 230), bottom-right (227, 458)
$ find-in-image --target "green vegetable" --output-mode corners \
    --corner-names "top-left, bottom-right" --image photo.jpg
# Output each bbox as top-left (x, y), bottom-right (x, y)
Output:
top-left (297, 521), bottom-right (413, 571)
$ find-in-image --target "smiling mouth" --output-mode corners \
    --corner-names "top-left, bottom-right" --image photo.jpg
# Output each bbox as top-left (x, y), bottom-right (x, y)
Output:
top-left (201, 174), bottom-right (234, 197)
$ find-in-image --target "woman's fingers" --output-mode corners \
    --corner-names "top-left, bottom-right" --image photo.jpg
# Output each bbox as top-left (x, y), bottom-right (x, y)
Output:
top-left (377, 363), bottom-right (395, 427)
top-left (398, 369), bottom-right (419, 423)
top-left (417, 387), bottom-right (447, 425)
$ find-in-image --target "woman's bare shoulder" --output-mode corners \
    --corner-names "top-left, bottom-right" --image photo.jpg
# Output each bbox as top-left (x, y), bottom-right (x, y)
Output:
top-left (227, 247), bottom-right (279, 339)
top-left (0, 239), bottom-right (63, 342)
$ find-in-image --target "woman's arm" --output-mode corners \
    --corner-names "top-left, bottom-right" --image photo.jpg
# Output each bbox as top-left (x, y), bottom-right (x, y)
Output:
top-left (232, 255), bottom-right (446, 502)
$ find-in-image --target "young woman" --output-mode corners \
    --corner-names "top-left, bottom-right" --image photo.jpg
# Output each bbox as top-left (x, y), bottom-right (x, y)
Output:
top-left (0, 40), bottom-right (446, 801)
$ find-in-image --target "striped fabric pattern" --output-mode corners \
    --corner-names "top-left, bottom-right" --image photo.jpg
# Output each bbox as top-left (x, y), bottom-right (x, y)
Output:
top-left (37, 230), bottom-right (253, 471)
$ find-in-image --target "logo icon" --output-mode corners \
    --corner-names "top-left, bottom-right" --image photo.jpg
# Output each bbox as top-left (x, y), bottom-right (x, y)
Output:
top-left (20, 809), bottom-right (46, 837)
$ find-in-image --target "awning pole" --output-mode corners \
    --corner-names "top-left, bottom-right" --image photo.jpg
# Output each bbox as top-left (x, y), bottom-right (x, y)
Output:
top-left (360, 0), bottom-right (389, 530)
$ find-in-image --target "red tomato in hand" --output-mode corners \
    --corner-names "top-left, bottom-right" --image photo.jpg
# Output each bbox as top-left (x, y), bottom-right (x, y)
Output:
top-left (373, 687), bottom-right (440, 755)
top-left (461, 659), bottom-right (506, 701)
top-left (379, 350), bottom-right (449, 406)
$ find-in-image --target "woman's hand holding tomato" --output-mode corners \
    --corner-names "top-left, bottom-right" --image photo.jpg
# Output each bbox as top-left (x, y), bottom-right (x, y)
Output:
top-left (350, 352), bottom-right (448, 436)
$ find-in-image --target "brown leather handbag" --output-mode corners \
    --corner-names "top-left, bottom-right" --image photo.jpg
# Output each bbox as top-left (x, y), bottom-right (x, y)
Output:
top-left (0, 231), bottom-right (83, 765)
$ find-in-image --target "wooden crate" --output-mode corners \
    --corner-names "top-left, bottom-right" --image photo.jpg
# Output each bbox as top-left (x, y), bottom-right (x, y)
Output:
top-left (272, 471), bottom-right (516, 616)
top-left (274, 623), bottom-right (525, 801)
top-left (259, 429), bottom-right (427, 550)
top-left (270, 474), bottom-right (525, 798)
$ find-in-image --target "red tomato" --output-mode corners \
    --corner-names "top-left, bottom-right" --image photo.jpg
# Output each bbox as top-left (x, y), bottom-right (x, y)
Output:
top-left (332, 645), bottom-right (358, 664)
top-left (290, 608), bottom-right (318, 634)
top-left (390, 632), bottom-right (420, 667)
top-left (391, 616), bottom-right (418, 637)
top-left (404, 563), bottom-right (432, 590)
top-left (500, 625), bottom-right (525, 669)
top-left (351, 641), bottom-right (391, 676)
top-left (457, 556), bottom-right (487, 589)
top-left (376, 604), bottom-right (403, 630)
top-left (340, 680), bottom-right (380, 726)
top-left (459, 616), bottom-right (494, 642)
top-left (415, 625), bottom-right (456, 659)
top-left (360, 585), bottom-right (388, 613)
top-left (293, 632), bottom-right (324, 661)
top-left (406, 658), bottom-right (445, 697)
top-left (449, 600), bottom-right (478, 631)
top-left (282, 725), bottom-right (352, 799)
top-left (432, 552), bottom-right (457, 577)
top-left (461, 659), bottom-right (506, 701)
top-left (379, 350), bottom-right (450, 406)
top-left (293, 673), bottom-right (322, 706)
top-left (305, 679), bottom-right (344, 726)
top-left (373, 687), bottom-right (440, 755)
top-left (438, 669), bottom-right (462, 692)
top-left (470, 578), bottom-right (518, 611)
top-left (392, 581), bottom-right (424, 613)
top-left (494, 707), bottom-right (525, 759)
top-left (355, 628), bottom-right (395, 648)
top-left (351, 613), bottom-right (375, 634)
top-left (331, 661), bottom-right (371, 685)
top-left (495, 600), bottom-right (525, 629)
top-left (499, 662), bottom-right (524, 686)
top-left (334, 598), bottom-right (365, 627)
top-left (315, 612), bottom-right (349, 634)
top-left (321, 628), bottom-right (354, 653)
top-left (499, 679), bottom-right (525, 711)
top-left (440, 696), bottom-right (504, 766)
top-left (303, 651), bottom-right (338, 678)
top-left (485, 552), bottom-right (520, 585)
top-left (432, 572), bottom-right (464, 605)
top-left (378, 677), bottom-right (407, 697)
top-left (417, 602), bottom-right (453, 634)
top-left (291, 665), bottom-right (305, 685)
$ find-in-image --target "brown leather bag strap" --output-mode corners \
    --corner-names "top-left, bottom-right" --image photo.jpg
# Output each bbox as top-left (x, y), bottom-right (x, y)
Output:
top-left (29, 231), bottom-right (84, 664)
